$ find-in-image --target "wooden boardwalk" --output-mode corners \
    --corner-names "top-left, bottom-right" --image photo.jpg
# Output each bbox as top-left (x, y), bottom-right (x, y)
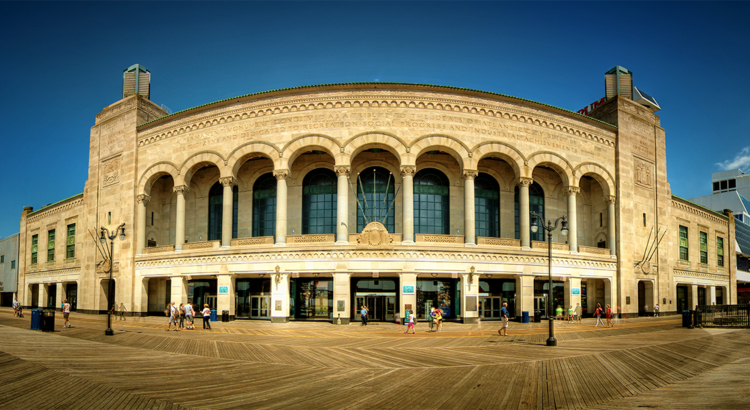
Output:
top-left (0, 312), bottom-right (748, 409)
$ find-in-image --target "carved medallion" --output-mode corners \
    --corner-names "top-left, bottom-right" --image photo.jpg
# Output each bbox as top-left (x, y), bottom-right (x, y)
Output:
top-left (634, 156), bottom-right (654, 189)
top-left (357, 222), bottom-right (393, 248)
top-left (101, 156), bottom-right (121, 187)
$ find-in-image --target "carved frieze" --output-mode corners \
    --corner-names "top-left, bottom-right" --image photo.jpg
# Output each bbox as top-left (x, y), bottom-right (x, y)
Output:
top-left (634, 156), bottom-right (654, 189)
top-left (356, 222), bottom-right (394, 249)
top-left (101, 156), bottom-right (121, 187)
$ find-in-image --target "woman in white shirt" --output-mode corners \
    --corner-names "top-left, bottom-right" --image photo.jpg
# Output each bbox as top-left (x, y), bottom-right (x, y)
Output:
top-left (404, 310), bottom-right (416, 334)
top-left (201, 304), bottom-right (212, 330)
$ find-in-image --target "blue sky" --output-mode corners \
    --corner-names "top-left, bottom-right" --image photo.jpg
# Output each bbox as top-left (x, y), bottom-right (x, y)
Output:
top-left (1, 1), bottom-right (749, 238)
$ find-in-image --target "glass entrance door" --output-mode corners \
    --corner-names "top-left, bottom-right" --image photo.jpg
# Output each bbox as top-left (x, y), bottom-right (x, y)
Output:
top-left (251, 296), bottom-right (270, 318)
top-left (534, 296), bottom-right (547, 318)
top-left (479, 297), bottom-right (502, 318)
top-left (355, 296), bottom-right (395, 321)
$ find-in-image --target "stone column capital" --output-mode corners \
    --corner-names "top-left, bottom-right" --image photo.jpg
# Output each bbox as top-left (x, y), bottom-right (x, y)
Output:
top-left (173, 185), bottom-right (189, 195)
top-left (518, 177), bottom-right (534, 187)
top-left (400, 165), bottom-right (416, 177)
top-left (334, 166), bottom-right (351, 177)
top-left (567, 186), bottom-right (581, 195)
top-left (273, 169), bottom-right (290, 180)
top-left (136, 194), bottom-right (151, 205)
top-left (463, 170), bottom-right (478, 180)
top-left (604, 195), bottom-right (616, 204)
top-left (219, 176), bottom-right (236, 187)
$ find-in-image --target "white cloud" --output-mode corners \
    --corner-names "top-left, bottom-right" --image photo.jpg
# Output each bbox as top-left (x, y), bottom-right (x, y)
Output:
top-left (716, 146), bottom-right (750, 171)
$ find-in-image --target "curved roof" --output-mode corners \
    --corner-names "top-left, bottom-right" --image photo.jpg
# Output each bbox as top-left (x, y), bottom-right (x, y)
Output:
top-left (137, 82), bottom-right (617, 130)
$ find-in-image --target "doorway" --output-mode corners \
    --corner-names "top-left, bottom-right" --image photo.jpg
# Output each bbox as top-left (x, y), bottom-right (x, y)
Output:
top-left (479, 297), bottom-right (502, 319)
top-left (250, 296), bottom-right (270, 318)
top-left (351, 278), bottom-right (398, 322)
top-left (534, 296), bottom-right (547, 318)
top-left (355, 295), bottom-right (396, 321)
top-left (66, 283), bottom-right (77, 311)
top-left (236, 278), bottom-right (271, 319)
top-left (47, 285), bottom-right (57, 308)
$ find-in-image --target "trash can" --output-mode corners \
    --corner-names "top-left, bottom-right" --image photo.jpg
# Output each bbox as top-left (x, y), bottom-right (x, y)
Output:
top-left (222, 310), bottom-right (229, 322)
top-left (682, 310), bottom-right (691, 327)
top-left (522, 311), bottom-right (530, 324)
top-left (30, 309), bottom-right (42, 330)
top-left (210, 309), bottom-right (217, 322)
top-left (534, 310), bottom-right (542, 323)
top-left (41, 310), bottom-right (55, 332)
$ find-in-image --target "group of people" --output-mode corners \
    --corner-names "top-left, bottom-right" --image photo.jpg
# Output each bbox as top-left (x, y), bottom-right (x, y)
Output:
top-left (592, 303), bottom-right (620, 328)
top-left (166, 301), bottom-right (212, 331)
top-left (556, 304), bottom-right (584, 324)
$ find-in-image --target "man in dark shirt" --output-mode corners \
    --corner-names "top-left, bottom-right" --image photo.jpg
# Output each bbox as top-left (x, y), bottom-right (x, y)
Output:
top-left (498, 302), bottom-right (509, 337)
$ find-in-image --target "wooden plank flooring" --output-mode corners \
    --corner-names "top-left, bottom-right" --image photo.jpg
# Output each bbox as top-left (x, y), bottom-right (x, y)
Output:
top-left (0, 313), bottom-right (749, 409)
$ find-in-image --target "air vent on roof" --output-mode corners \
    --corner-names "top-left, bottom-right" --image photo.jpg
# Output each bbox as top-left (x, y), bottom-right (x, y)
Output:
top-left (123, 64), bottom-right (150, 100)
top-left (605, 66), bottom-right (632, 99)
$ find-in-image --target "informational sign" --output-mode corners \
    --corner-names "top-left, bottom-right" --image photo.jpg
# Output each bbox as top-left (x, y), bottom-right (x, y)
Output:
top-left (218, 286), bottom-right (229, 295)
top-left (572, 288), bottom-right (580, 295)
top-left (466, 296), bottom-right (477, 312)
top-left (337, 300), bottom-right (345, 312)
top-left (275, 300), bottom-right (282, 311)
top-left (402, 285), bottom-right (415, 295)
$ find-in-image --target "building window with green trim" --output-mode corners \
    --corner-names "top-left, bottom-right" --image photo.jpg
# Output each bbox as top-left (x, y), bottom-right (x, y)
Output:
top-left (31, 235), bottom-right (38, 265)
top-left (66, 224), bottom-right (76, 260)
top-left (699, 231), bottom-right (708, 264)
top-left (0, 255), bottom-right (3, 263)
top-left (475, 173), bottom-right (500, 238)
top-left (47, 229), bottom-right (55, 264)
top-left (717, 237), bottom-right (724, 267)
top-left (252, 173), bottom-right (277, 238)
top-left (679, 226), bottom-right (689, 261)
top-left (414, 169), bottom-right (450, 235)
top-left (303, 169), bottom-right (337, 234)
top-left (356, 167), bottom-right (395, 232)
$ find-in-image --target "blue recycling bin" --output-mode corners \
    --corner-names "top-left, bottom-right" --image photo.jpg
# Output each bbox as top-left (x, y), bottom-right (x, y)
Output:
top-left (210, 309), bottom-right (217, 322)
top-left (30, 309), bottom-right (42, 330)
top-left (522, 311), bottom-right (530, 323)
top-left (682, 310), bottom-right (691, 327)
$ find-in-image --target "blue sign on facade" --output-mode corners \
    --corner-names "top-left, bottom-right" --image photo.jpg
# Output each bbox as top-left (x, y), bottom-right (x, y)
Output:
top-left (402, 285), bottom-right (415, 295)
top-left (219, 286), bottom-right (229, 295)
top-left (572, 288), bottom-right (580, 295)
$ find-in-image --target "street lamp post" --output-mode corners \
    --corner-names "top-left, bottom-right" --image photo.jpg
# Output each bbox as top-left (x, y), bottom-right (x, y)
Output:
top-left (100, 223), bottom-right (125, 336)
top-left (530, 212), bottom-right (568, 347)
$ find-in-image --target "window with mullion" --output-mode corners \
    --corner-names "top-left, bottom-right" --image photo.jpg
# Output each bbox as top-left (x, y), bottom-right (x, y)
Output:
top-left (47, 229), bottom-right (55, 263)
top-left (253, 173), bottom-right (277, 238)
top-left (208, 183), bottom-right (239, 241)
top-left (679, 226), bottom-right (689, 261)
top-left (66, 224), bottom-right (76, 259)
top-left (31, 235), bottom-right (38, 265)
top-left (475, 173), bottom-right (499, 238)
top-left (303, 169), bottom-right (337, 234)
top-left (356, 168), bottom-right (395, 232)
top-left (717, 237), bottom-right (724, 267)
top-left (414, 169), bottom-right (449, 235)
top-left (700, 231), bottom-right (708, 264)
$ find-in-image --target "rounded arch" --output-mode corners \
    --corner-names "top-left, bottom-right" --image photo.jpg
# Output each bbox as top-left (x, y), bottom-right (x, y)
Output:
top-left (281, 134), bottom-right (341, 170)
top-left (527, 151), bottom-right (575, 188)
top-left (301, 168), bottom-right (338, 235)
top-left (343, 131), bottom-right (408, 166)
top-left (471, 141), bottom-right (526, 180)
top-left (239, 165), bottom-right (275, 192)
top-left (574, 162), bottom-right (615, 197)
top-left (227, 141), bottom-right (281, 177)
top-left (415, 162), bottom-right (459, 187)
top-left (294, 162), bottom-right (336, 186)
top-left (178, 151), bottom-right (228, 187)
top-left (138, 161), bottom-right (179, 195)
top-left (476, 165), bottom-right (510, 192)
top-left (409, 134), bottom-right (471, 169)
top-left (351, 160), bottom-right (402, 183)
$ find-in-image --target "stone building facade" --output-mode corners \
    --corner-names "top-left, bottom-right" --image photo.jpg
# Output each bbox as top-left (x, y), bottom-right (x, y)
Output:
top-left (17, 68), bottom-right (735, 322)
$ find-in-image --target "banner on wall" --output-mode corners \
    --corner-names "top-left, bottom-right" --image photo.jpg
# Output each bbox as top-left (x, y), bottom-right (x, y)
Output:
top-left (402, 285), bottom-right (415, 295)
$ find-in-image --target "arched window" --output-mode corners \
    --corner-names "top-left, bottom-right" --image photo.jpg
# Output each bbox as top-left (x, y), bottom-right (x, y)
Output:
top-left (515, 182), bottom-right (545, 242)
top-left (475, 173), bottom-right (499, 238)
top-left (356, 167), bottom-right (395, 232)
top-left (303, 169), bottom-right (337, 234)
top-left (208, 182), bottom-right (238, 241)
top-left (252, 173), bottom-right (277, 238)
top-left (414, 169), bottom-right (450, 235)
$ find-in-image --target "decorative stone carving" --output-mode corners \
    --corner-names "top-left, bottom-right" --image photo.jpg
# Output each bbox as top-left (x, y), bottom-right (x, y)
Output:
top-left (219, 177), bottom-right (236, 187)
top-left (273, 169), bottom-right (289, 180)
top-left (136, 194), bottom-right (150, 205)
top-left (604, 195), bottom-right (616, 204)
top-left (101, 156), bottom-right (121, 187)
top-left (400, 165), bottom-right (416, 177)
top-left (231, 237), bottom-right (274, 246)
top-left (477, 237), bottom-right (521, 247)
top-left (519, 177), bottom-right (533, 187)
top-left (173, 185), bottom-right (189, 195)
top-left (463, 170), bottom-right (478, 180)
top-left (334, 166), bottom-right (351, 177)
top-left (567, 186), bottom-right (581, 195)
top-left (634, 157), bottom-right (654, 189)
top-left (356, 222), bottom-right (394, 248)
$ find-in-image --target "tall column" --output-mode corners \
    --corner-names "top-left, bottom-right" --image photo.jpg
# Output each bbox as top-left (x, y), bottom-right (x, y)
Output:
top-left (270, 269), bottom-right (290, 323)
top-left (567, 187), bottom-right (579, 253)
top-left (335, 166), bottom-right (350, 245)
top-left (463, 170), bottom-right (478, 246)
top-left (170, 275), bottom-right (187, 306)
top-left (217, 274), bottom-right (235, 319)
top-left (39, 284), bottom-right (48, 308)
top-left (273, 170), bottom-right (289, 246)
top-left (462, 272), bottom-right (479, 323)
top-left (517, 275), bottom-right (535, 318)
top-left (174, 185), bottom-right (188, 252)
top-left (220, 177), bottom-right (235, 248)
top-left (333, 272), bottom-right (351, 324)
top-left (56, 282), bottom-right (64, 309)
top-left (519, 178), bottom-right (533, 249)
top-left (399, 273), bottom-right (417, 318)
top-left (606, 196), bottom-right (616, 257)
top-left (564, 277), bottom-right (582, 314)
top-left (401, 166), bottom-right (416, 245)
top-left (136, 194), bottom-right (150, 255)
top-left (709, 286), bottom-right (717, 305)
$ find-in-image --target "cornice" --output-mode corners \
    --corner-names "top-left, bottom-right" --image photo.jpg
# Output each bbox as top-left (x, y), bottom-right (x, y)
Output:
top-left (673, 268), bottom-right (729, 281)
top-left (26, 197), bottom-right (84, 224)
top-left (671, 199), bottom-right (727, 225)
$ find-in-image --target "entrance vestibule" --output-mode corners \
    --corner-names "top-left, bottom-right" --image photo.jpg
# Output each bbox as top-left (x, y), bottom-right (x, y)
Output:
top-left (352, 278), bottom-right (398, 322)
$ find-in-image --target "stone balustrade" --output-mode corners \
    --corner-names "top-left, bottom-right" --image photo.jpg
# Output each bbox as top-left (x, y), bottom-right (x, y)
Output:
top-left (230, 237), bottom-right (274, 246)
top-left (415, 234), bottom-right (464, 244)
top-left (578, 245), bottom-right (610, 256)
top-left (287, 234), bottom-right (335, 244)
top-left (142, 245), bottom-right (175, 254)
top-left (183, 241), bottom-right (220, 251)
top-left (477, 237), bottom-right (521, 247)
top-left (531, 241), bottom-right (570, 251)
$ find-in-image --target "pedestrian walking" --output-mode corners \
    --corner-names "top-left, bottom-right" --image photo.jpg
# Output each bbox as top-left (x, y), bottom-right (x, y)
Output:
top-left (166, 301), bottom-right (180, 331)
top-left (404, 310), bottom-right (416, 334)
top-left (498, 302), bottom-right (510, 336)
top-left (201, 304), bottom-right (212, 330)
top-left (360, 305), bottom-right (369, 326)
top-left (178, 303), bottom-right (186, 329)
top-left (13, 298), bottom-right (20, 317)
top-left (434, 308), bottom-right (443, 332)
top-left (184, 300), bottom-right (195, 330)
top-left (555, 305), bottom-right (563, 320)
top-left (575, 303), bottom-right (582, 324)
top-left (429, 307), bottom-right (436, 332)
top-left (62, 299), bottom-right (72, 328)
top-left (568, 305), bottom-right (574, 324)
top-left (119, 302), bottom-right (128, 320)
top-left (594, 303), bottom-right (604, 327)
top-left (654, 304), bottom-right (660, 317)
top-left (606, 304), bottom-right (613, 328)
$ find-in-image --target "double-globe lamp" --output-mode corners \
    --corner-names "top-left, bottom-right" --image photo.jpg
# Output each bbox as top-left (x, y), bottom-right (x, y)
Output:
top-left (530, 212), bottom-right (568, 347)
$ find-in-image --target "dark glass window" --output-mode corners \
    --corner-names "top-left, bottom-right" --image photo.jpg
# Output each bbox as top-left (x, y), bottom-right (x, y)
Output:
top-left (713, 181), bottom-right (720, 191)
top-left (515, 182), bottom-right (545, 241)
top-left (303, 169), bottom-right (337, 234)
top-left (729, 179), bottom-right (736, 189)
top-left (47, 230), bottom-right (55, 263)
top-left (208, 182), bottom-right (239, 241)
top-left (679, 225), bottom-right (689, 261)
top-left (700, 231), bottom-right (708, 264)
top-left (31, 234), bottom-right (38, 265)
top-left (253, 173), bottom-right (277, 238)
top-left (414, 169), bottom-right (450, 235)
top-left (720, 180), bottom-right (727, 190)
top-left (66, 224), bottom-right (75, 259)
top-left (356, 167), bottom-right (395, 232)
top-left (717, 237), bottom-right (724, 267)
top-left (475, 173), bottom-right (499, 238)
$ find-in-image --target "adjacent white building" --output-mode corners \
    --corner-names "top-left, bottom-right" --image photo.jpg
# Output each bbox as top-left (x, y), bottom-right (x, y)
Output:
top-left (0, 233), bottom-right (20, 306)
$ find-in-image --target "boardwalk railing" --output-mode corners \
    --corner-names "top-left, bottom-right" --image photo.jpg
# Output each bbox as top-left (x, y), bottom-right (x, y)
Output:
top-left (696, 304), bottom-right (750, 328)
